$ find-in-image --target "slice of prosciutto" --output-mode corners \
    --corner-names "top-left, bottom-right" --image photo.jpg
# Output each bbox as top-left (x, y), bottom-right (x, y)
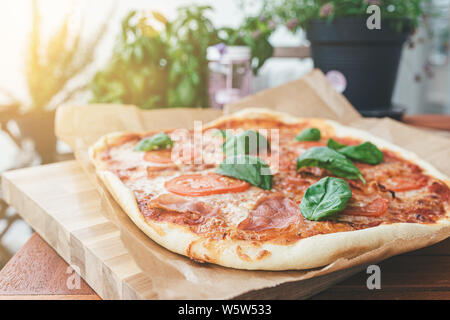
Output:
top-left (238, 194), bottom-right (300, 232)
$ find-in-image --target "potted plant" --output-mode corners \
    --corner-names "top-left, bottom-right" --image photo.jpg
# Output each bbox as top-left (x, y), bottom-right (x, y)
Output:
top-left (204, 12), bottom-right (277, 108)
top-left (2, 0), bottom-right (109, 164)
top-left (217, 13), bottom-right (277, 75)
top-left (90, 5), bottom-right (278, 110)
top-left (91, 6), bottom-right (218, 109)
top-left (267, 0), bottom-right (429, 117)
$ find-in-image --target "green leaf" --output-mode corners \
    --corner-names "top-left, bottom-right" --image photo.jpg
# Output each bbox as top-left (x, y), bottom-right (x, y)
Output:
top-left (134, 132), bottom-right (173, 151)
top-left (222, 130), bottom-right (270, 157)
top-left (296, 147), bottom-right (365, 183)
top-left (294, 128), bottom-right (321, 141)
top-left (216, 155), bottom-right (272, 190)
top-left (326, 138), bottom-right (347, 150)
top-left (300, 177), bottom-right (352, 221)
top-left (337, 142), bottom-right (384, 165)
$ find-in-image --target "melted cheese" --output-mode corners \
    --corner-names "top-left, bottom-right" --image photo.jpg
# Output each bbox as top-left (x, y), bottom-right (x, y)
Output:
top-left (96, 121), bottom-right (450, 242)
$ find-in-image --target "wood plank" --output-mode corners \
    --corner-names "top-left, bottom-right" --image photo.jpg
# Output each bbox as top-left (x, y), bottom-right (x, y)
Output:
top-left (0, 233), bottom-right (365, 300)
top-left (312, 290), bottom-right (450, 300)
top-left (0, 233), bottom-right (98, 296)
top-left (403, 115), bottom-right (450, 131)
top-left (312, 249), bottom-right (450, 299)
top-left (2, 233), bottom-right (449, 299)
top-left (0, 161), bottom-right (148, 300)
top-left (331, 255), bottom-right (450, 290)
top-left (403, 237), bottom-right (450, 256)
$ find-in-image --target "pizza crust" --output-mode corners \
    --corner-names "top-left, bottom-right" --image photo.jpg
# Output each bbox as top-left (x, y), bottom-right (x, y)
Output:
top-left (207, 107), bottom-right (337, 137)
top-left (90, 108), bottom-right (450, 270)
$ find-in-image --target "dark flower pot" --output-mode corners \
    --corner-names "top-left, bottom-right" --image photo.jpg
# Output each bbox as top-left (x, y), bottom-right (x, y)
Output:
top-left (307, 18), bottom-right (412, 115)
top-left (15, 110), bottom-right (56, 164)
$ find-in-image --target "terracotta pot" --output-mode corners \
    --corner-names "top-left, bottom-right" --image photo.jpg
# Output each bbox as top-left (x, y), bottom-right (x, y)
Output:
top-left (15, 110), bottom-right (56, 164)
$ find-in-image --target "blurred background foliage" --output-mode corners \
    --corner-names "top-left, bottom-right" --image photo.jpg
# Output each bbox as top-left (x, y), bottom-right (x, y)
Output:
top-left (218, 14), bottom-right (276, 75)
top-left (3, 0), bottom-right (110, 112)
top-left (90, 10), bottom-right (171, 109)
top-left (90, 4), bottom-right (276, 109)
top-left (166, 6), bottom-right (218, 108)
top-left (265, 0), bottom-right (434, 32)
top-left (8, 0), bottom-right (444, 111)
top-left (90, 6), bottom-right (219, 109)
top-left (90, 1), bottom-right (439, 110)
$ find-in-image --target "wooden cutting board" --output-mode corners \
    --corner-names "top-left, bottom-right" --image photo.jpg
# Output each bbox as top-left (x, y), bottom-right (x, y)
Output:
top-left (1, 161), bottom-right (367, 299)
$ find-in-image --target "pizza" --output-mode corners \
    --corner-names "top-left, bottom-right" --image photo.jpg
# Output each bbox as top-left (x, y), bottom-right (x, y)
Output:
top-left (89, 108), bottom-right (450, 270)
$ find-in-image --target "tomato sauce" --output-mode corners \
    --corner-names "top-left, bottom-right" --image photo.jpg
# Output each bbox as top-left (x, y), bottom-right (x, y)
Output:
top-left (99, 118), bottom-right (450, 244)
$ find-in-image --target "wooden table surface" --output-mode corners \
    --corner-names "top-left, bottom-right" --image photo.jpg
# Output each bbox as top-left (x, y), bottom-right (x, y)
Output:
top-left (0, 233), bottom-right (449, 300)
top-left (1, 114), bottom-right (449, 300)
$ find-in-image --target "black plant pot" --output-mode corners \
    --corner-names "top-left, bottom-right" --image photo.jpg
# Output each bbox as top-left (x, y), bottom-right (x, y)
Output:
top-left (307, 18), bottom-right (412, 117)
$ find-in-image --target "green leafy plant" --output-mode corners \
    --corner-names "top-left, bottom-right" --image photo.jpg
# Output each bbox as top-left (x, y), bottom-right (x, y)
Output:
top-left (264, 0), bottom-right (431, 32)
top-left (217, 155), bottom-right (273, 190)
top-left (327, 140), bottom-right (384, 165)
top-left (294, 128), bottom-right (321, 141)
top-left (166, 5), bottom-right (218, 108)
top-left (300, 177), bottom-right (352, 221)
top-left (90, 4), bottom-right (282, 108)
top-left (91, 6), bottom-right (218, 109)
top-left (90, 10), bottom-right (169, 109)
top-left (217, 12), bottom-right (277, 75)
top-left (134, 133), bottom-right (173, 151)
top-left (296, 146), bottom-right (365, 183)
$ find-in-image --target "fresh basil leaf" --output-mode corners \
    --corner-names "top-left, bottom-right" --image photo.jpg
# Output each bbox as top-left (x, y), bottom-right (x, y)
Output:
top-left (223, 130), bottom-right (270, 157)
top-left (327, 138), bottom-right (347, 150)
top-left (216, 155), bottom-right (272, 190)
top-left (134, 132), bottom-right (173, 151)
top-left (296, 147), bottom-right (366, 183)
top-left (300, 177), bottom-right (352, 221)
top-left (327, 139), bottom-right (383, 165)
top-left (337, 142), bottom-right (384, 165)
top-left (294, 128), bottom-right (321, 142)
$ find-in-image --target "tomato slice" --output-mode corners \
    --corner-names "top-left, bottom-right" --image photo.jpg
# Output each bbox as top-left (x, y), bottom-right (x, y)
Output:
top-left (144, 149), bottom-right (173, 164)
top-left (381, 176), bottom-right (428, 192)
top-left (164, 173), bottom-right (250, 196)
top-left (343, 198), bottom-right (389, 217)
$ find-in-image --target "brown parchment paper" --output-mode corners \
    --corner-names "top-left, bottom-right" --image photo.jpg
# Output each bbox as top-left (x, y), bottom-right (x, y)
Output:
top-left (55, 69), bottom-right (450, 300)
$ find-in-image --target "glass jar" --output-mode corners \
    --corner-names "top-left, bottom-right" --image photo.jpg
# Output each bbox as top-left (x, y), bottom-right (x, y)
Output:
top-left (207, 45), bottom-right (252, 109)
